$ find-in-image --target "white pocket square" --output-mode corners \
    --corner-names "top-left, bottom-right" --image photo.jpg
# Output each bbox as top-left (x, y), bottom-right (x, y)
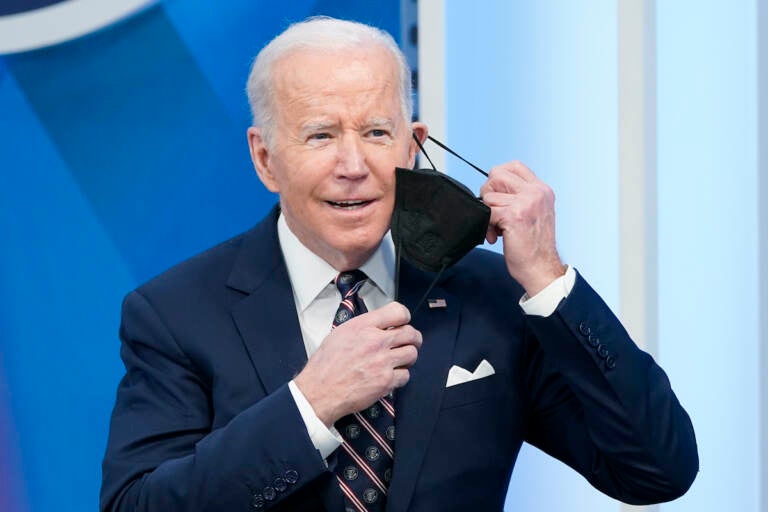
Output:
top-left (445, 359), bottom-right (495, 388)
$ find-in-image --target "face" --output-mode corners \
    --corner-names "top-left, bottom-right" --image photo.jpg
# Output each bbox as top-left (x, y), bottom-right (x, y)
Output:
top-left (248, 46), bottom-right (427, 270)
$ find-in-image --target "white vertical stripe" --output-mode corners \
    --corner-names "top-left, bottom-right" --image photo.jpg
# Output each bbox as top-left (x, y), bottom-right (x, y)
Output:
top-left (759, 1), bottom-right (768, 509)
top-left (618, 0), bottom-right (658, 359)
top-left (618, 0), bottom-right (658, 511)
top-left (417, 0), bottom-right (447, 172)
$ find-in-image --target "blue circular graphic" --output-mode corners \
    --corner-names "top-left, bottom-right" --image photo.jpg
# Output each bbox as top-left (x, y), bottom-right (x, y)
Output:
top-left (0, 0), bottom-right (156, 54)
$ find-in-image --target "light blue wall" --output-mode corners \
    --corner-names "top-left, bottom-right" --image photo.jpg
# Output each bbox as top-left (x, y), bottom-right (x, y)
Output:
top-left (657, 1), bottom-right (758, 511)
top-left (443, 0), bottom-right (620, 302)
top-left (444, 1), bottom-right (760, 511)
top-left (443, 2), bottom-right (620, 509)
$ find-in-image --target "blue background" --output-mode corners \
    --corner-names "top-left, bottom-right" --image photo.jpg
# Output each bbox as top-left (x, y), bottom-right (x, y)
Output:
top-left (0, 2), bottom-right (402, 510)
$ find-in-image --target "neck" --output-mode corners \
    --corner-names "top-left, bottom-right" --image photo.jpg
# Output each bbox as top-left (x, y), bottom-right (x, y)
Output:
top-left (324, 249), bottom-right (376, 273)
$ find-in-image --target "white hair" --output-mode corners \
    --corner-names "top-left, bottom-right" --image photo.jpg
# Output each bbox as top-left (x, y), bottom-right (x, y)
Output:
top-left (245, 16), bottom-right (413, 148)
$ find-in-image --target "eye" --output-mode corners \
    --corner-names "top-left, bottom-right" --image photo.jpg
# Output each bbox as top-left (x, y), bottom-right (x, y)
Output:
top-left (308, 132), bottom-right (331, 141)
top-left (368, 129), bottom-right (389, 138)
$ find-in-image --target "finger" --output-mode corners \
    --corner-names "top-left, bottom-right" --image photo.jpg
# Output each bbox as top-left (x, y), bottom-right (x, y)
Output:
top-left (498, 160), bottom-right (537, 182)
top-left (391, 368), bottom-right (411, 389)
top-left (483, 194), bottom-right (522, 237)
top-left (486, 218), bottom-right (505, 241)
top-left (485, 226), bottom-right (498, 244)
top-left (362, 301), bottom-right (411, 329)
top-left (387, 325), bottom-right (422, 349)
top-left (482, 190), bottom-right (518, 207)
top-left (390, 344), bottom-right (419, 369)
top-left (480, 170), bottom-right (526, 196)
top-left (487, 201), bottom-right (514, 232)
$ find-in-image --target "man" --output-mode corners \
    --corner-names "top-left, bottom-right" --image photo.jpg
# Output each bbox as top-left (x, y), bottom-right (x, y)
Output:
top-left (101, 17), bottom-right (697, 512)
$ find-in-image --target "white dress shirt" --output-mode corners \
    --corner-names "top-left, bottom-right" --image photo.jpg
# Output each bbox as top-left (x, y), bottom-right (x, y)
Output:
top-left (277, 213), bottom-right (576, 459)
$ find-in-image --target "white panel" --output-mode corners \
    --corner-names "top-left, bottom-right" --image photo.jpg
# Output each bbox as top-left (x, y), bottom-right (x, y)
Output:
top-left (618, 5), bottom-right (657, 512)
top-left (657, 1), bottom-right (758, 511)
top-left (759, 0), bottom-right (768, 509)
top-left (417, 0), bottom-right (447, 172)
top-left (618, 0), bottom-right (657, 359)
top-left (618, 6), bottom-right (658, 512)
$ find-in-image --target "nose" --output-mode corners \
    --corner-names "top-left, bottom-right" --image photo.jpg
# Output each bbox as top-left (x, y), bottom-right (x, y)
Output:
top-left (335, 133), bottom-right (369, 180)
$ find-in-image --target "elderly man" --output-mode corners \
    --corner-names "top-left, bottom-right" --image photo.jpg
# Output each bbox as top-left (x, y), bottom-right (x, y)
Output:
top-left (101, 17), bottom-right (697, 512)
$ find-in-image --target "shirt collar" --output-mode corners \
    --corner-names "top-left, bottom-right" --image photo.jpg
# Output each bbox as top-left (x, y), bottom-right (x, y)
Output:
top-left (277, 213), bottom-right (395, 312)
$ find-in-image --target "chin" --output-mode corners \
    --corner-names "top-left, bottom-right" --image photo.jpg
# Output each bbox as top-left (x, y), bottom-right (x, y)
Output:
top-left (332, 233), bottom-right (385, 266)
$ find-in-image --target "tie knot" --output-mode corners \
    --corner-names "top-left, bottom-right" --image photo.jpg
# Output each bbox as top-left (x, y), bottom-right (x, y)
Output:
top-left (335, 269), bottom-right (368, 297)
top-left (333, 270), bottom-right (368, 327)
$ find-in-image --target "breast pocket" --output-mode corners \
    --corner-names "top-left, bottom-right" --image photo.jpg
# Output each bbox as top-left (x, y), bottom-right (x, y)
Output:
top-left (440, 373), bottom-right (500, 410)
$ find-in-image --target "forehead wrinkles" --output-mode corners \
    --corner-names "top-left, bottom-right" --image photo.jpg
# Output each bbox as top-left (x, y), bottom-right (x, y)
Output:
top-left (271, 49), bottom-right (403, 127)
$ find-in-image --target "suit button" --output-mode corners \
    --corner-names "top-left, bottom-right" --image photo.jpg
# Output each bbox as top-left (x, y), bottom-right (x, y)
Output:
top-left (596, 344), bottom-right (609, 359)
top-left (252, 494), bottom-right (264, 509)
top-left (285, 469), bottom-right (299, 484)
top-left (263, 486), bottom-right (276, 501)
top-left (273, 477), bottom-right (287, 492)
top-left (587, 334), bottom-right (599, 347)
top-left (579, 322), bottom-right (591, 336)
top-left (605, 355), bottom-right (616, 369)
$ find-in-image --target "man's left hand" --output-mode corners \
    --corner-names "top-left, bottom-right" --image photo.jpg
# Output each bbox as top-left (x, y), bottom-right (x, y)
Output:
top-left (479, 161), bottom-right (566, 296)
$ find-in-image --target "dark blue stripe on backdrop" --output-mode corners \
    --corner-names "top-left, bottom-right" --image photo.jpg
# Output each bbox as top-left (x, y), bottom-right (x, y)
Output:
top-left (0, 0), bottom-right (67, 16)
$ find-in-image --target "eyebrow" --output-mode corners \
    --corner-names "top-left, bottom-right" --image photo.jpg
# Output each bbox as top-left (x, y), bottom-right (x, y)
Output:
top-left (299, 117), bottom-right (396, 136)
top-left (366, 118), bottom-right (395, 129)
top-left (300, 121), bottom-right (337, 135)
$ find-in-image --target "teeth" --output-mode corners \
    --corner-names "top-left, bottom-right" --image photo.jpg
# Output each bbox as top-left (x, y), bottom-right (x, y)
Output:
top-left (329, 200), bottom-right (368, 208)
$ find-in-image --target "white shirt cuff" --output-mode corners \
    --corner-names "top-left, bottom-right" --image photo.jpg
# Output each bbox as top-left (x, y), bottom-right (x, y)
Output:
top-left (519, 265), bottom-right (576, 317)
top-left (288, 380), bottom-right (343, 460)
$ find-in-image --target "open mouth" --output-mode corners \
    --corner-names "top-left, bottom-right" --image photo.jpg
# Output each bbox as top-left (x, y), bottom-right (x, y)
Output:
top-left (326, 199), bottom-right (373, 210)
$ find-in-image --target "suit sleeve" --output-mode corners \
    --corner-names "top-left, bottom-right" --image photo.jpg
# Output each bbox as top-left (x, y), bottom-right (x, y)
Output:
top-left (521, 272), bottom-right (698, 505)
top-left (100, 290), bottom-right (329, 511)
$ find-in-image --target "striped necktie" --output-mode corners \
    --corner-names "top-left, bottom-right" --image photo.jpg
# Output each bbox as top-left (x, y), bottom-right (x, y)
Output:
top-left (332, 270), bottom-right (395, 512)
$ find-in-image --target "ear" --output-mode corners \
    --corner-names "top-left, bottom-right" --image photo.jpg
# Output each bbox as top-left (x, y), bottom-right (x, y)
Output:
top-left (247, 126), bottom-right (280, 193)
top-left (408, 122), bottom-right (428, 168)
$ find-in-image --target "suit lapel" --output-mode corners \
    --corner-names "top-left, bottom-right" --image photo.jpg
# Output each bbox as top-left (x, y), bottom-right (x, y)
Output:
top-left (227, 206), bottom-right (308, 395)
top-left (388, 262), bottom-right (461, 512)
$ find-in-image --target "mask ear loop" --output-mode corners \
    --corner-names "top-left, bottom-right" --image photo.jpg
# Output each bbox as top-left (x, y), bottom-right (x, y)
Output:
top-left (410, 132), bottom-right (488, 177)
top-left (412, 133), bottom-right (437, 171)
top-left (425, 135), bottom-right (488, 177)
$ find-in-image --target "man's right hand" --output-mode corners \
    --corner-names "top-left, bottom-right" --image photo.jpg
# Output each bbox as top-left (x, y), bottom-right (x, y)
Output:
top-left (293, 302), bottom-right (422, 427)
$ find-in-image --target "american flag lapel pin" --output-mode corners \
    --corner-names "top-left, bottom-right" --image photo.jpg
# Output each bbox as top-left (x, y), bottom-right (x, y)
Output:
top-left (427, 298), bottom-right (447, 309)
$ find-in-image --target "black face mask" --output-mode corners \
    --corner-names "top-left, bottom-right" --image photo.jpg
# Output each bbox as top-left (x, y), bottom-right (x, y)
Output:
top-left (391, 135), bottom-right (490, 309)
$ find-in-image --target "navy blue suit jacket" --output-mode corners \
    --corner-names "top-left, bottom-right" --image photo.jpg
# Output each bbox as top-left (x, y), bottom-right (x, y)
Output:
top-left (101, 206), bottom-right (697, 511)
